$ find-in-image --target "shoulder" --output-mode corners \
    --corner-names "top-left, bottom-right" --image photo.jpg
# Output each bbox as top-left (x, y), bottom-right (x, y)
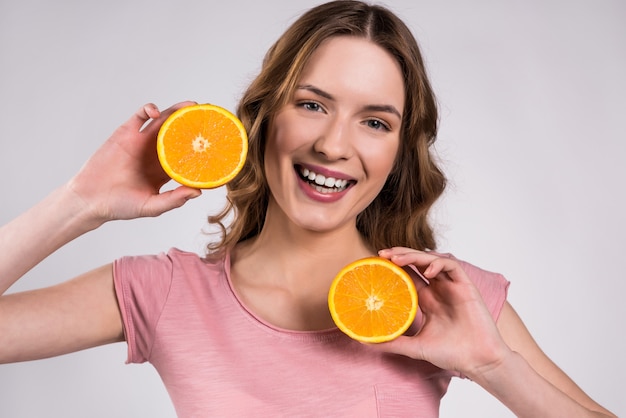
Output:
top-left (113, 248), bottom-right (229, 293)
top-left (115, 248), bottom-right (225, 271)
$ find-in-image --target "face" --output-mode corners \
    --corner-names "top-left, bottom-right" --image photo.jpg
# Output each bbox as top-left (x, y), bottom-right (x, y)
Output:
top-left (264, 36), bottom-right (405, 234)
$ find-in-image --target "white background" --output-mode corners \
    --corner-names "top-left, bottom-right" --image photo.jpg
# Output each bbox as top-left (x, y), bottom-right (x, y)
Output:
top-left (1, 0), bottom-right (624, 416)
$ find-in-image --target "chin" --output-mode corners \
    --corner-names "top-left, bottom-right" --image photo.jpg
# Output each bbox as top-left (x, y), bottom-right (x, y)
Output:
top-left (291, 213), bottom-right (346, 234)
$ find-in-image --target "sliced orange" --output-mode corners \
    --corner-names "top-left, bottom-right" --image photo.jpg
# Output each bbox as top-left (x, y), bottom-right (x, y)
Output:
top-left (156, 104), bottom-right (248, 189)
top-left (328, 257), bottom-right (418, 343)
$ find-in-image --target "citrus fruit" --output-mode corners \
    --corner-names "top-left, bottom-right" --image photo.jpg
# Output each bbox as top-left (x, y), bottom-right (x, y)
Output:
top-left (328, 257), bottom-right (418, 343)
top-left (156, 104), bottom-right (248, 189)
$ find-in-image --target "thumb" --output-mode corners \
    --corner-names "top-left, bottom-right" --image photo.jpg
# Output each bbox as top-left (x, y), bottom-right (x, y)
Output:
top-left (365, 335), bottom-right (423, 360)
top-left (142, 187), bottom-right (202, 217)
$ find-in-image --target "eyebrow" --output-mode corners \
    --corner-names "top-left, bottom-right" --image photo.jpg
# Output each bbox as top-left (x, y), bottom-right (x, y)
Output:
top-left (297, 84), bottom-right (402, 120)
top-left (298, 84), bottom-right (334, 100)
top-left (363, 104), bottom-right (402, 120)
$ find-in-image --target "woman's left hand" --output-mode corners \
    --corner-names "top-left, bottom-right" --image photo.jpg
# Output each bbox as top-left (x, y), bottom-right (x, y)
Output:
top-left (373, 247), bottom-right (512, 379)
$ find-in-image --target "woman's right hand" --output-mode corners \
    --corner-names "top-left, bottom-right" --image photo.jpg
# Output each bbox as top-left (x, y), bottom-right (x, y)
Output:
top-left (0, 104), bottom-right (203, 351)
top-left (67, 102), bottom-right (202, 226)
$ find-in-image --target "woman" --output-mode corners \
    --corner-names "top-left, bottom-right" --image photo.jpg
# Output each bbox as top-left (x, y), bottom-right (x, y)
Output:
top-left (0, 1), bottom-right (615, 416)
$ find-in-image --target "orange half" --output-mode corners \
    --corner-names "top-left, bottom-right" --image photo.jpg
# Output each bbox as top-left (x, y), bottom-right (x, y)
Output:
top-left (157, 104), bottom-right (248, 189)
top-left (328, 257), bottom-right (418, 343)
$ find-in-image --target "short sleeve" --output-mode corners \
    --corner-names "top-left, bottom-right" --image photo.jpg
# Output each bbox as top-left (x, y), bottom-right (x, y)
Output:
top-left (113, 252), bottom-right (175, 364)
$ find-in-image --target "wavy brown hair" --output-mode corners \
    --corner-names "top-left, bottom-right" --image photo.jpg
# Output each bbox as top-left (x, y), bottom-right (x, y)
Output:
top-left (207, 0), bottom-right (446, 254)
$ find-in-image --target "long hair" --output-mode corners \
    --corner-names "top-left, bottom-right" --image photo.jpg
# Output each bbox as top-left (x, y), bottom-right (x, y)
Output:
top-left (207, 0), bottom-right (446, 254)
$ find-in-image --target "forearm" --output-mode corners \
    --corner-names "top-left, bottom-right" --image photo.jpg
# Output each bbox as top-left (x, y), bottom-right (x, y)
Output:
top-left (470, 350), bottom-right (614, 418)
top-left (0, 184), bottom-right (102, 294)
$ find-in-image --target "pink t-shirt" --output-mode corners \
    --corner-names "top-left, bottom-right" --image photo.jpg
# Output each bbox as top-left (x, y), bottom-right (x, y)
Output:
top-left (113, 248), bottom-right (509, 417)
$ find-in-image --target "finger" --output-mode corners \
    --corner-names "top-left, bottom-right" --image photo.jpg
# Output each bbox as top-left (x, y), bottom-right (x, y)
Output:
top-left (141, 186), bottom-right (202, 217)
top-left (380, 248), bottom-right (439, 269)
top-left (139, 100), bottom-right (198, 135)
top-left (163, 100), bottom-right (198, 113)
top-left (125, 103), bottom-right (160, 132)
top-left (422, 257), bottom-right (469, 283)
top-left (157, 101), bottom-right (198, 121)
top-left (364, 335), bottom-right (422, 359)
top-left (379, 249), bottom-right (469, 284)
top-left (142, 103), bottom-right (161, 120)
top-left (378, 246), bottom-right (419, 256)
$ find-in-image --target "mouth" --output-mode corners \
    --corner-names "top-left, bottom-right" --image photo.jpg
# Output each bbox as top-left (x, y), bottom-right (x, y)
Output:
top-left (296, 165), bottom-right (355, 194)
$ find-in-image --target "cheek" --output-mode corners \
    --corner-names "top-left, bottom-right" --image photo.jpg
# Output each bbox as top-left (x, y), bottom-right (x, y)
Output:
top-left (363, 140), bottom-right (400, 179)
top-left (266, 117), bottom-right (300, 159)
top-left (263, 123), bottom-right (281, 183)
top-left (263, 116), bottom-right (301, 187)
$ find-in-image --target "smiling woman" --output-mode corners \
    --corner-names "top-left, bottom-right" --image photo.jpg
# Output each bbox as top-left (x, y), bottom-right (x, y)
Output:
top-left (258, 36), bottom-right (404, 232)
top-left (0, 0), bottom-right (623, 417)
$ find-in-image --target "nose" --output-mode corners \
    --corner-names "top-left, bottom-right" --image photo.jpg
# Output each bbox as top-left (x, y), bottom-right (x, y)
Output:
top-left (313, 116), bottom-right (353, 161)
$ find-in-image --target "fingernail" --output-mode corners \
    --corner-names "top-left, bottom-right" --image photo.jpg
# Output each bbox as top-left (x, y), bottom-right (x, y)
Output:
top-left (186, 191), bottom-right (201, 200)
top-left (424, 265), bottom-right (433, 276)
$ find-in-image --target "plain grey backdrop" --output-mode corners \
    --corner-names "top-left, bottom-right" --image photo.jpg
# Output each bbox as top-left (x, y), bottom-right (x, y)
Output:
top-left (1, 0), bottom-right (624, 416)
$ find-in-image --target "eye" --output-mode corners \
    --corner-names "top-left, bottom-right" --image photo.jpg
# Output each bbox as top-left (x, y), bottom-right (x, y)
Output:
top-left (365, 119), bottom-right (391, 132)
top-left (299, 101), bottom-right (324, 112)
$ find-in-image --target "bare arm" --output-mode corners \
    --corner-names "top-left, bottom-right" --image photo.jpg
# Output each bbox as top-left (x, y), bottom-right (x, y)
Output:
top-left (374, 248), bottom-right (616, 417)
top-left (0, 102), bottom-right (201, 363)
top-left (0, 264), bottom-right (123, 363)
top-left (488, 302), bottom-right (616, 417)
top-left (0, 184), bottom-right (123, 363)
top-left (0, 184), bottom-right (101, 296)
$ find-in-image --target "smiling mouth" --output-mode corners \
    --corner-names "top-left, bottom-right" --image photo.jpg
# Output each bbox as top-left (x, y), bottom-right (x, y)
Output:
top-left (296, 165), bottom-right (355, 194)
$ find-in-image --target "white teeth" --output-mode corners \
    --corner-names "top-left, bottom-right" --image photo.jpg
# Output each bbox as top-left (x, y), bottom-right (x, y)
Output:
top-left (299, 166), bottom-right (350, 191)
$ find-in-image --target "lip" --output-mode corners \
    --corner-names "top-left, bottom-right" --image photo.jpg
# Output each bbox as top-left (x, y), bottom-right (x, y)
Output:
top-left (294, 163), bottom-right (355, 203)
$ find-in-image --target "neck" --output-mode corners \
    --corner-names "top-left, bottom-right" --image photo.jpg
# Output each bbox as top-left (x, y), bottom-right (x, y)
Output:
top-left (246, 203), bottom-right (371, 270)
top-left (232, 200), bottom-right (374, 297)
top-left (228, 199), bottom-right (376, 330)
